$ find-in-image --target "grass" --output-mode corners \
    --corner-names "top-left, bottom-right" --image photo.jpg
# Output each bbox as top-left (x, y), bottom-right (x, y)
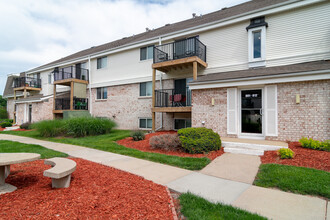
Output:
top-left (254, 164), bottom-right (330, 199)
top-left (1, 130), bottom-right (211, 170)
top-left (179, 193), bottom-right (266, 220)
top-left (0, 140), bottom-right (68, 159)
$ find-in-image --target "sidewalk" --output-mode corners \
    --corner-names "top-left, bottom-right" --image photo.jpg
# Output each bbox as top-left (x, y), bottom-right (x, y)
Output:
top-left (0, 134), bottom-right (327, 220)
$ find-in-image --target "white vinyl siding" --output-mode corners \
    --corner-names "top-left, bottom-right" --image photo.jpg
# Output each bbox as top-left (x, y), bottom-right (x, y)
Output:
top-left (265, 85), bottom-right (278, 136)
top-left (227, 88), bottom-right (238, 134)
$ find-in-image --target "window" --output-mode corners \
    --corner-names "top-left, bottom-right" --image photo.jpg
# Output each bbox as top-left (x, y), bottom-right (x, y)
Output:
top-left (174, 119), bottom-right (191, 130)
top-left (97, 57), bottom-right (107, 69)
top-left (140, 82), bottom-right (152, 97)
top-left (48, 74), bottom-right (52, 84)
top-left (139, 118), bottom-right (152, 129)
top-left (247, 17), bottom-right (267, 67)
top-left (140, 45), bottom-right (154, 61)
top-left (97, 87), bottom-right (107, 99)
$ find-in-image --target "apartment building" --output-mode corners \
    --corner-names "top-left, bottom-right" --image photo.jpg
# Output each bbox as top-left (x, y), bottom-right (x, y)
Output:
top-left (3, 0), bottom-right (330, 142)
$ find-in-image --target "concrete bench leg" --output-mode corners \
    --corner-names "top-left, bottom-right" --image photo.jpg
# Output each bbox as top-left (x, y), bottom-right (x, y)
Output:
top-left (5, 165), bottom-right (10, 178)
top-left (52, 174), bottom-right (71, 188)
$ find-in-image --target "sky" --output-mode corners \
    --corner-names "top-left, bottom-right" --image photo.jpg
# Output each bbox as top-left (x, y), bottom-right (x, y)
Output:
top-left (0, 0), bottom-right (248, 95)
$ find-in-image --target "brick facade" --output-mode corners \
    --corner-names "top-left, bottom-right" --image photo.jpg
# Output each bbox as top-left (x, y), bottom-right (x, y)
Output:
top-left (192, 80), bottom-right (330, 142)
top-left (91, 80), bottom-right (186, 130)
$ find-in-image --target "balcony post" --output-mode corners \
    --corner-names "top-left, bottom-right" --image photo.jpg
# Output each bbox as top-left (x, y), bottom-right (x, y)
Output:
top-left (53, 84), bottom-right (56, 119)
top-left (152, 68), bottom-right (156, 131)
top-left (193, 61), bottom-right (197, 80)
top-left (70, 82), bottom-right (74, 110)
top-left (14, 90), bottom-right (16, 100)
top-left (23, 88), bottom-right (27, 98)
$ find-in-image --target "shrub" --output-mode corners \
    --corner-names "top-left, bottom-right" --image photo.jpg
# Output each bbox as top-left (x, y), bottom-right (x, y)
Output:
top-left (32, 120), bottom-right (66, 137)
top-left (131, 130), bottom-right (145, 141)
top-left (0, 122), bottom-right (12, 128)
top-left (278, 148), bottom-right (294, 159)
top-left (65, 117), bottom-right (116, 137)
top-left (0, 119), bottom-right (13, 123)
top-left (299, 137), bottom-right (330, 152)
top-left (0, 108), bottom-right (8, 119)
top-left (150, 134), bottom-right (182, 151)
top-left (178, 127), bottom-right (221, 154)
top-left (20, 122), bottom-right (32, 130)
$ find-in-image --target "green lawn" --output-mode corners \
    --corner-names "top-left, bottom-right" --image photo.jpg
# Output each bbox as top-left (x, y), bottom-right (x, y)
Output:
top-left (0, 140), bottom-right (68, 158)
top-left (254, 164), bottom-right (330, 199)
top-left (1, 130), bottom-right (211, 170)
top-left (179, 193), bottom-right (266, 220)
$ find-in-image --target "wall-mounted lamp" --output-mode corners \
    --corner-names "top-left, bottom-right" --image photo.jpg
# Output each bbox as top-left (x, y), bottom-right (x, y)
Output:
top-left (296, 94), bottom-right (300, 104)
top-left (211, 98), bottom-right (215, 106)
top-left (201, 121), bottom-right (205, 126)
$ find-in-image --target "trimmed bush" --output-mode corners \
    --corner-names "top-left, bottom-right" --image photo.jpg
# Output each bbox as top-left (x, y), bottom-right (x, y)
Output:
top-left (0, 122), bottom-right (12, 128)
top-left (299, 137), bottom-right (330, 152)
top-left (0, 108), bottom-right (8, 119)
top-left (65, 117), bottom-right (116, 137)
top-left (20, 122), bottom-right (32, 130)
top-left (278, 148), bottom-right (294, 159)
top-left (131, 130), bottom-right (145, 141)
top-left (178, 127), bottom-right (221, 154)
top-left (32, 120), bottom-right (66, 137)
top-left (150, 134), bottom-right (182, 151)
top-left (0, 119), bottom-right (13, 123)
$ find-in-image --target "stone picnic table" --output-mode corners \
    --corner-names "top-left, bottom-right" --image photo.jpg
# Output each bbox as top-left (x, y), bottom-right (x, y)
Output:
top-left (0, 153), bottom-right (40, 186)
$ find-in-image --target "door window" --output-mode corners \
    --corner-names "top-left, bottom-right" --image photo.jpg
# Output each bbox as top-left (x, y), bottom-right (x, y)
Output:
top-left (241, 90), bottom-right (262, 134)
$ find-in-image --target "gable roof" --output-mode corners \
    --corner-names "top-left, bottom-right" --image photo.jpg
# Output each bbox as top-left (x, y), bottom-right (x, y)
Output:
top-left (191, 60), bottom-right (330, 84)
top-left (28, 0), bottom-right (291, 72)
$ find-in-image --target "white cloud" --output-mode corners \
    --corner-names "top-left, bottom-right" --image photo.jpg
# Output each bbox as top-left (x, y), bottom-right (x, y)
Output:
top-left (0, 0), bottom-right (248, 94)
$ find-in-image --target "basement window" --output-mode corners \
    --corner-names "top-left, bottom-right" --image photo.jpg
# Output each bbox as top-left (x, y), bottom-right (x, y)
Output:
top-left (174, 119), bottom-right (191, 130)
top-left (139, 118), bottom-right (152, 129)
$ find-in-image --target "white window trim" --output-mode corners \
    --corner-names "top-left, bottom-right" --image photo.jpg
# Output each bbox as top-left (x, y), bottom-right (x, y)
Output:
top-left (139, 81), bottom-right (152, 97)
top-left (96, 87), bottom-right (107, 100)
top-left (139, 117), bottom-right (152, 129)
top-left (97, 56), bottom-right (108, 69)
top-left (248, 26), bottom-right (266, 67)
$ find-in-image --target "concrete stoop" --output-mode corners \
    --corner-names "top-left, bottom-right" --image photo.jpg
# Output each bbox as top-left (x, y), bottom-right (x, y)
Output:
top-left (222, 141), bottom-right (287, 156)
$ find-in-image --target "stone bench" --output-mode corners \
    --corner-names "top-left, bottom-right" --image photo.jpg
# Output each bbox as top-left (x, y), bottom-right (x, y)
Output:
top-left (43, 157), bottom-right (76, 188)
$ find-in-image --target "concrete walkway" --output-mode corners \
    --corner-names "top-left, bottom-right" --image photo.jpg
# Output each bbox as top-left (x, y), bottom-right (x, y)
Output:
top-left (0, 134), bottom-right (328, 220)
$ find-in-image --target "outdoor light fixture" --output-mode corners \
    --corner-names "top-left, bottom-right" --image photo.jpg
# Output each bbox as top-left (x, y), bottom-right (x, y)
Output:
top-left (296, 94), bottom-right (300, 104)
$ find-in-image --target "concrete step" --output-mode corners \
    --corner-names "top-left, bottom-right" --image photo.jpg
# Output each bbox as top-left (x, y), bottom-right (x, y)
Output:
top-left (224, 147), bottom-right (264, 156)
top-left (222, 141), bottom-right (286, 151)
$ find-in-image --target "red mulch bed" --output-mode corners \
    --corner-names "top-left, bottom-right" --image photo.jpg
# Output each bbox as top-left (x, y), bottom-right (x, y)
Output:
top-left (117, 131), bottom-right (224, 160)
top-left (0, 158), bottom-right (174, 219)
top-left (261, 142), bottom-right (330, 172)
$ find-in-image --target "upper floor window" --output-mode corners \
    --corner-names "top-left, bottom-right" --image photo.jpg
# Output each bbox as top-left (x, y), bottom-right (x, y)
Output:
top-left (97, 57), bottom-right (107, 69)
top-left (140, 45), bottom-right (154, 61)
top-left (97, 87), bottom-right (107, 100)
top-left (140, 82), bottom-right (152, 97)
top-left (247, 17), bottom-right (267, 67)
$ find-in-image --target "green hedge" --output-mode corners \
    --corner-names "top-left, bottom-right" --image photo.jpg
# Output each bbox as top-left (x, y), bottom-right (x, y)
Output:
top-left (0, 108), bottom-right (8, 119)
top-left (32, 117), bottom-right (116, 137)
top-left (178, 127), bottom-right (221, 154)
top-left (0, 122), bottom-right (12, 128)
top-left (299, 137), bottom-right (330, 152)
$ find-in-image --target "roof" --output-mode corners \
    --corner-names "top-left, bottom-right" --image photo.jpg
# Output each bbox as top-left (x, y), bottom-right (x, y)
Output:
top-left (3, 75), bottom-right (19, 98)
top-left (192, 60), bottom-right (330, 83)
top-left (28, 0), bottom-right (291, 72)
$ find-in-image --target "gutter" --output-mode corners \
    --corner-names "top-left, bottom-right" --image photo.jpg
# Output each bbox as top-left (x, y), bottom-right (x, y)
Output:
top-left (24, 0), bottom-right (320, 74)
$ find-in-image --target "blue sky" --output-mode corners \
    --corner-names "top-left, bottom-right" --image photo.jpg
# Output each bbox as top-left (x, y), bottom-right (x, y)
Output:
top-left (0, 0), bottom-right (248, 95)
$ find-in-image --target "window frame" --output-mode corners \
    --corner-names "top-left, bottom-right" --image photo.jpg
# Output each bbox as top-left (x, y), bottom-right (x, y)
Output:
top-left (140, 45), bottom-right (154, 61)
top-left (139, 81), bottom-right (152, 97)
top-left (248, 26), bottom-right (266, 67)
top-left (97, 56), bottom-right (107, 69)
top-left (174, 118), bottom-right (192, 130)
top-left (96, 87), bottom-right (108, 100)
top-left (139, 118), bottom-right (152, 129)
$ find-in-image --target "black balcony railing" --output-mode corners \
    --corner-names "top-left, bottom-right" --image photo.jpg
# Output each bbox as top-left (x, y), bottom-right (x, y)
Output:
top-left (13, 77), bottom-right (41, 88)
top-left (153, 37), bottom-right (206, 63)
top-left (155, 88), bottom-right (191, 107)
top-left (53, 66), bottom-right (89, 82)
top-left (55, 98), bottom-right (88, 110)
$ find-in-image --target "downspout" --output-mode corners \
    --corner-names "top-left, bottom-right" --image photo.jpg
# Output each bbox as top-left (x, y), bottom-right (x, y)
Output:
top-left (88, 56), bottom-right (92, 115)
top-left (156, 36), bottom-right (163, 131)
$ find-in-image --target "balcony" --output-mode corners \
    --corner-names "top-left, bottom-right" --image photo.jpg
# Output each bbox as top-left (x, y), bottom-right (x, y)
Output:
top-left (13, 77), bottom-right (41, 90)
top-left (152, 88), bottom-right (192, 113)
top-left (54, 98), bottom-right (88, 112)
top-left (152, 37), bottom-right (207, 73)
top-left (53, 66), bottom-right (89, 85)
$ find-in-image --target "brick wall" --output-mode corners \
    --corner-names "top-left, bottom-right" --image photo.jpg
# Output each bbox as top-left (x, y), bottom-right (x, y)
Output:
top-left (31, 98), bottom-right (53, 123)
top-left (91, 80), bottom-right (178, 130)
top-left (192, 80), bottom-right (330, 142)
top-left (7, 98), bottom-right (15, 120)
